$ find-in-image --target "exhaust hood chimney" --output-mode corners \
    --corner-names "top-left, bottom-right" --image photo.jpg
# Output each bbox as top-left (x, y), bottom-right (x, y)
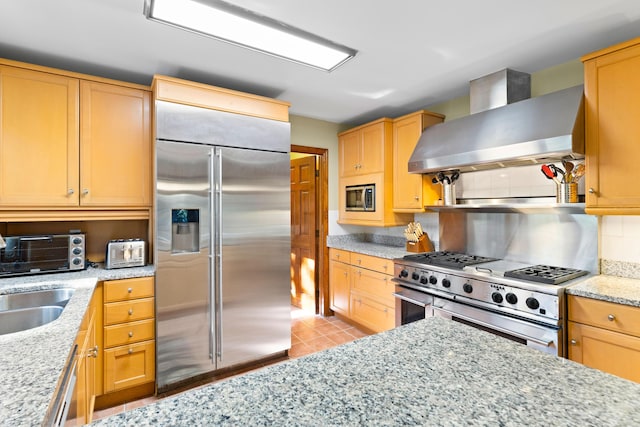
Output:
top-left (469, 69), bottom-right (531, 114)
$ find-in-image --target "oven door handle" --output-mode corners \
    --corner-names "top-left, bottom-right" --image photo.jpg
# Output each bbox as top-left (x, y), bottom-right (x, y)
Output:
top-left (433, 306), bottom-right (554, 347)
top-left (393, 292), bottom-right (430, 308)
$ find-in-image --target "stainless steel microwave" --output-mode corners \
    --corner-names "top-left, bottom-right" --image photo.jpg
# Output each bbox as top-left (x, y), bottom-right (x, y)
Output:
top-left (0, 234), bottom-right (85, 277)
top-left (346, 184), bottom-right (375, 211)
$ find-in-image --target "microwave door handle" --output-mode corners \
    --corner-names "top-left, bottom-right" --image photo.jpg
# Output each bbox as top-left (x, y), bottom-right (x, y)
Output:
top-left (434, 306), bottom-right (554, 347)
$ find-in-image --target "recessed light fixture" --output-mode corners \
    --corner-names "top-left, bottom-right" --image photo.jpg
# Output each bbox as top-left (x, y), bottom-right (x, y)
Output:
top-left (143, 0), bottom-right (357, 72)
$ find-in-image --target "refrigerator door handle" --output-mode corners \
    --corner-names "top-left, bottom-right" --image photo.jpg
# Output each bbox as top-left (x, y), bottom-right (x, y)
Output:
top-left (213, 148), bottom-right (224, 362)
top-left (208, 150), bottom-right (215, 362)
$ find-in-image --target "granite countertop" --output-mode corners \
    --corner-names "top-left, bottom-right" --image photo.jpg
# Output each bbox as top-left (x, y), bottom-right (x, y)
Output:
top-left (94, 316), bottom-right (640, 426)
top-left (567, 275), bottom-right (640, 307)
top-left (0, 265), bottom-right (155, 427)
top-left (326, 235), bottom-right (412, 260)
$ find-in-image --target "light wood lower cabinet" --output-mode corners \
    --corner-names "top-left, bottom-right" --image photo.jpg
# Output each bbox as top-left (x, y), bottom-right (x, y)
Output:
top-left (69, 288), bottom-right (99, 425)
top-left (103, 340), bottom-right (155, 393)
top-left (329, 248), bottom-right (395, 333)
top-left (568, 295), bottom-right (640, 382)
top-left (101, 277), bottom-right (155, 394)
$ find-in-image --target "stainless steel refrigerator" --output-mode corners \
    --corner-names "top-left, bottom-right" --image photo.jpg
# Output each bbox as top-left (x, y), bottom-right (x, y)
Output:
top-left (154, 101), bottom-right (291, 392)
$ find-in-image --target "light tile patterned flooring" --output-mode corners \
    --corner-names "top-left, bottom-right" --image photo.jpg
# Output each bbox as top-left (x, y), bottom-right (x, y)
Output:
top-left (92, 307), bottom-right (369, 422)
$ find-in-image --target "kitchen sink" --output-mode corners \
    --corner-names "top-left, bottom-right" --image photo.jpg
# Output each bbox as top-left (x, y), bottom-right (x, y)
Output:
top-left (0, 288), bottom-right (75, 312)
top-left (0, 288), bottom-right (75, 335)
top-left (0, 306), bottom-right (66, 335)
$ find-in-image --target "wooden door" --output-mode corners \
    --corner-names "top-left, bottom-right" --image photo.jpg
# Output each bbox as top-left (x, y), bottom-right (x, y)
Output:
top-left (0, 65), bottom-right (79, 206)
top-left (290, 155), bottom-right (317, 312)
top-left (80, 81), bottom-right (151, 206)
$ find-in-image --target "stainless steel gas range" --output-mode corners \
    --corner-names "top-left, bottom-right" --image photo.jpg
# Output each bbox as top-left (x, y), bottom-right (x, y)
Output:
top-left (393, 251), bottom-right (589, 357)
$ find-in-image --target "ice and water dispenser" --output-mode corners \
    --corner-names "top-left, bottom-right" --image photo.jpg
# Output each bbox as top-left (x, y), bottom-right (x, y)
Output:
top-left (171, 209), bottom-right (199, 253)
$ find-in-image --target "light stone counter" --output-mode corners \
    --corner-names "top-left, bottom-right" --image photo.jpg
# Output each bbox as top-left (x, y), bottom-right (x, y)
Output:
top-left (0, 265), bottom-right (155, 427)
top-left (327, 234), bottom-right (412, 260)
top-left (566, 275), bottom-right (640, 307)
top-left (93, 316), bottom-right (640, 426)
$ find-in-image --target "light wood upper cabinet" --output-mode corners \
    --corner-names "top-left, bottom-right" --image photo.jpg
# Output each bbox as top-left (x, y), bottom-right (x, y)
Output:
top-left (338, 118), bottom-right (413, 226)
top-left (80, 81), bottom-right (151, 206)
top-left (582, 36), bottom-right (640, 214)
top-left (339, 119), bottom-right (389, 177)
top-left (392, 111), bottom-right (444, 211)
top-left (0, 61), bottom-right (152, 213)
top-left (0, 65), bottom-right (80, 206)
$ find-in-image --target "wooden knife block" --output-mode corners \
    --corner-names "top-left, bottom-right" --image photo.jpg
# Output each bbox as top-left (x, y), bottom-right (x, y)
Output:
top-left (406, 234), bottom-right (434, 253)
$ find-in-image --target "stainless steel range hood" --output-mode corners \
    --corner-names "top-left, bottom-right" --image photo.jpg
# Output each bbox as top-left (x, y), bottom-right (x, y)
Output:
top-left (408, 71), bottom-right (585, 174)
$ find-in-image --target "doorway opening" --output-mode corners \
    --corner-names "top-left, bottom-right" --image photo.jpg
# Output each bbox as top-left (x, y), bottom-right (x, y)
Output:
top-left (290, 145), bottom-right (329, 316)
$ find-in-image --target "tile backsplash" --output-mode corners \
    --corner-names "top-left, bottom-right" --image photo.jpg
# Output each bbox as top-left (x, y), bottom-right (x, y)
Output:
top-left (456, 163), bottom-right (585, 199)
top-left (600, 216), bottom-right (640, 264)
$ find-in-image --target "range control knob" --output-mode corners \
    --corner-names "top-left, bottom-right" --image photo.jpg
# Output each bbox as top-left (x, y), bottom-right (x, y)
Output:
top-left (420, 276), bottom-right (429, 284)
top-left (442, 278), bottom-right (451, 288)
top-left (526, 297), bottom-right (540, 310)
top-left (463, 283), bottom-right (473, 293)
top-left (72, 236), bottom-right (83, 245)
top-left (72, 247), bottom-right (83, 255)
top-left (505, 293), bottom-right (518, 304)
top-left (412, 272), bottom-right (420, 281)
top-left (429, 275), bottom-right (438, 285)
top-left (72, 257), bottom-right (83, 266)
top-left (399, 270), bottom-right (409, 278)
top-left (491, 292), bottom-right (503, 304)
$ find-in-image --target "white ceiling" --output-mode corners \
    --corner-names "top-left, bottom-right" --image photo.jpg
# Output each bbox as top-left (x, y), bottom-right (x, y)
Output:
top-left (1, 0), bottom-right (639, 126)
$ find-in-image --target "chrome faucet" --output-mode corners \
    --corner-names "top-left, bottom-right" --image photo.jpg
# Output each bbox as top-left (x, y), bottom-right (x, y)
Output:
top-left (0, 233), bottom-right (6, 249)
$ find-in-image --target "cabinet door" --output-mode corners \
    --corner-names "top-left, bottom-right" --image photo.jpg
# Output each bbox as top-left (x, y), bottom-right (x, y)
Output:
top-left (351, 267), bottom-right (395, 307)
top-left (584, 42), bottom-right (640, 211)
top-left (350, 293), bottom-right (395, 333)
top-left (568, 321), bottom-right (640, 383)
top-left (0, 66), bottom-right (79, 206)
top-left (103, 340), bottom-right (155, 392)
top-left (393, 112), bottom-right (443, 210)
top-left (359, 122), bottom-right (385, 175)
top-left (329, 259), bottom-right (350, 315)
top-left (339, 130), bottom-right (361, 177)
top-left (80, 81), bottom-right (151, 206)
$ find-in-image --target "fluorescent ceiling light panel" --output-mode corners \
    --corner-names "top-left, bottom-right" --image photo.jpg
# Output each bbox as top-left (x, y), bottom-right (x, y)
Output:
top-left (144, 0), bottom-right (357, 71)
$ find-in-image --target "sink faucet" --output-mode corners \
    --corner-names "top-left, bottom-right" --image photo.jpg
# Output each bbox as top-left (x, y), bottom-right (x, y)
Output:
top-left (0, 233), bottom-right (6, 249)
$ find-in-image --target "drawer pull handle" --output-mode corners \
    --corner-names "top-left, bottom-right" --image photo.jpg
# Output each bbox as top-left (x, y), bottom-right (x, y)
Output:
top-left (570, 339), bottom-right (577, 345)
top-left (608, 314), bottom-right (616, 321)
top-left (128, 308), bottom-right (134, 315)
top-left (127, 287), bottom-right (133, 293)
top-left (128, 331), bottom-right (134, 337)
top-left (128, 348), bottom-right (133, 355)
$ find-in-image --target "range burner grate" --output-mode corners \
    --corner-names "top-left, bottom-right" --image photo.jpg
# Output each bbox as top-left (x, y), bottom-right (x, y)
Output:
top-left (504, 265), bottom-right (588, 285)
top-left (403, 251), bottom-right (497, 270)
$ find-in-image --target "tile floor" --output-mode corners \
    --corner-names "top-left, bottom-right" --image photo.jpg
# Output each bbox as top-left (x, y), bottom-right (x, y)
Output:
top-left (92, 307), bottom-right (369, 422)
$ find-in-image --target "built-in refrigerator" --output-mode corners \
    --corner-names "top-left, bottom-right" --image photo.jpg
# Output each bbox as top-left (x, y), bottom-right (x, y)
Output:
top-left (154, 101), bottom-right (291, 392)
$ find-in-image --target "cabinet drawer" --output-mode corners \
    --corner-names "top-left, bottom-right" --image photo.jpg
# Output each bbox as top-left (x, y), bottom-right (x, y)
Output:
top-left (104, 319), bottom-right (155, 348)
top-left (568, 296), bottom-right (640, 337)
top-left (103, 340), bottom-right (155, 393)
top-left (103, 277), bottom-right (154, 303)
top-left (104, 298), bottom-right (154, 326)
top-left (350, 253), bottom-right (393, 275)
top-left (351, 268), bottom-right (395, 306)
top-left (350, 294), bottom-right (395, 333)
top-left (329, 248), bottom-right (351, 264)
